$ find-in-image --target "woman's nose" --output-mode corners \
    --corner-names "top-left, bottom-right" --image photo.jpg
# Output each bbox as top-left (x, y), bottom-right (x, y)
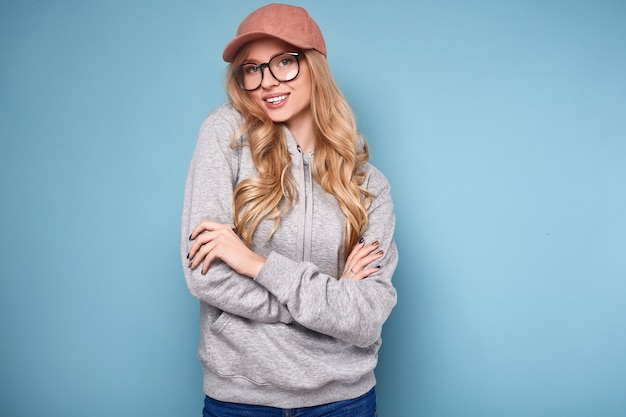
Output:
top-left (260, 67), bottom-right (279, 89)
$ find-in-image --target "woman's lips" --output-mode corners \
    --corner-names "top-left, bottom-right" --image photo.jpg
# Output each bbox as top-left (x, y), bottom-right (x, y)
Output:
top-left (264, 94), bottom-right (289, 105)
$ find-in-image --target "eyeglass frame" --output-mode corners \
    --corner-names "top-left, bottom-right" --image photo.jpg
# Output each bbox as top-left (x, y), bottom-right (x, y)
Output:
top-left (235, 52), bottom-right (303, 91)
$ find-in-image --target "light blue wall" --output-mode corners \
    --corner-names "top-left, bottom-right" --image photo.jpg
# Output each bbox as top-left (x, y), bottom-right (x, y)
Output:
top-left (1, 1), bottom-right (625, 416)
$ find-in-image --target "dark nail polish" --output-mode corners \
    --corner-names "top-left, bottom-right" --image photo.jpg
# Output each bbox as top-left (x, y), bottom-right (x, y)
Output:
top-left (358, 237), bottom-right (364, 244)
top-left (189, 234), bottom-right (192, 240)
top-left (186, 253), bottom-right (189, 259)
top-left (376, 265), bottom-right (381, 269)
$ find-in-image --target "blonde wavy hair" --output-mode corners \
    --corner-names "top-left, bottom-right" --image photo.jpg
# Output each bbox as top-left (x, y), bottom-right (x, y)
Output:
top-left (225, 47), bottom-right (371, 259)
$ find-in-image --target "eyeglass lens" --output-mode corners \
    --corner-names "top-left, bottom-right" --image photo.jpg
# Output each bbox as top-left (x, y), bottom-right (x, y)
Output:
top-left (237, 53), bottom-right (300, 91)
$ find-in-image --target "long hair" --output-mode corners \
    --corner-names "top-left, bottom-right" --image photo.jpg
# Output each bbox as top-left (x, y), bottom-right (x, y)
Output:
top-left (225, 47), bottom-right (371, 258)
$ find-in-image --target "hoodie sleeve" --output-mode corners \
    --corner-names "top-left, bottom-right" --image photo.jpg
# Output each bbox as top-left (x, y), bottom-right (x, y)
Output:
top-left (180, 105), bottom-right (292, 324)
top-left (254, 168), bottom-right (398, 347)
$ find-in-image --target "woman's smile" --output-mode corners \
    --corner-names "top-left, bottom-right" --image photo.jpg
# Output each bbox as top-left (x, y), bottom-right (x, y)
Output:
top-left (263, 93), bottom-right (290, 106)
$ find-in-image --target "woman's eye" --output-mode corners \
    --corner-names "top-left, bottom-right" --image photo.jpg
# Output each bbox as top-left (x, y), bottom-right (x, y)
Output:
top-left (244, 65), bottom-right (260, 75)
top-left (278, 57), bottom-right (295, 66)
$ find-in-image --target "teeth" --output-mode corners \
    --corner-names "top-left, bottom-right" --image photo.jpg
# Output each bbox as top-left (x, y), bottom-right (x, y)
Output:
top-left (265, 94), bottom-right (288, 104)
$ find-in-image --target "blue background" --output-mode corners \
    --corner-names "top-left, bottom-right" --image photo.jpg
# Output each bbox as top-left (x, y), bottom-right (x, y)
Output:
top-left (1, 0), bottom-right (625, 416)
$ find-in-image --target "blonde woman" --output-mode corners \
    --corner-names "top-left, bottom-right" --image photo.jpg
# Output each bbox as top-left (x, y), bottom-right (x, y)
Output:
top-left (181, 4), bottom-right (398, 416)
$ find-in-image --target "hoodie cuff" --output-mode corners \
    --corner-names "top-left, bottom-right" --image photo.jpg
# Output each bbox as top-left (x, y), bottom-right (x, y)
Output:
top-left (254, 252), bottom-right (300, 303)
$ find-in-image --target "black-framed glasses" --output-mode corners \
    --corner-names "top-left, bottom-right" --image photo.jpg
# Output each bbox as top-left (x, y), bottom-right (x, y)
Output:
top-left (235, 52), bottom-right (302, 91)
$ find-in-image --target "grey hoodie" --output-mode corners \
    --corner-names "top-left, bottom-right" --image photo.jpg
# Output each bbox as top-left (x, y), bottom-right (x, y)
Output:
top-left (180, 104), bottom-right (398, 408)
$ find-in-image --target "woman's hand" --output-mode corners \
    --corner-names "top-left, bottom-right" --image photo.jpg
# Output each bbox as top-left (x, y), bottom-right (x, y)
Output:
top-left (341, 238), bottom-right (384, 280)
top-left (188, 220), bottom-right (266, 278)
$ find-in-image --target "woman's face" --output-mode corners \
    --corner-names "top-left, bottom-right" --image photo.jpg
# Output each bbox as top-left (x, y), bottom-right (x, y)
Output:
top-left (242, 38), bottom-right (313, 132)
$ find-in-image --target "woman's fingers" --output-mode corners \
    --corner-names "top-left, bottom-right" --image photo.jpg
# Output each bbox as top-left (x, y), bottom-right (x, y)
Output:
top-left (187, 220), bottom-right (265, 277)
top-left (187, 221), bottom-right (233, 273)
top-left (342, 239), bottom-right (384, 280)
top-left (187, 233), bottom-right (212, 270)
top-left (189, 220), bottom-right (229, 240)
top-left (188, 221), bottom-right (231, 258)
top-left (351, 265), bottom-right (381, 281)
top-left (344, 237), bottom-right (365, 265)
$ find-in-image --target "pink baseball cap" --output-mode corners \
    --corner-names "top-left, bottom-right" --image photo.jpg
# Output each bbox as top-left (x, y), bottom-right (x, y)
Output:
top-left (222, 3), bottom-right (326, 62)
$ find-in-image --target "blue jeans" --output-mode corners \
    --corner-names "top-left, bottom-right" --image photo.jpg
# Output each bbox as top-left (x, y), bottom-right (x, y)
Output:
top-left (202, 387), bottom-right (377, 417)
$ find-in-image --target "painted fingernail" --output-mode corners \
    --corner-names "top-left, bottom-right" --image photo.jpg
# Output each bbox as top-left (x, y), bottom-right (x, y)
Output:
top-left (358, 237), bottom-right (364, 244)
top-left (189, 234), bottom-right (192, 240)
top-left (371, 241), bottom-right (379, 247)
top-left (376, 265), bottom-right (381, 269)
top-left (186, 253), bottom-right (189, 259)
top-left (376, 250), bottom-right (384, 255)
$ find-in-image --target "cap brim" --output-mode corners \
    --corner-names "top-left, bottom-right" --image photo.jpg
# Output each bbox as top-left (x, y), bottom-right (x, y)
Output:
top-left (222, 32), bottom-right (317, 62)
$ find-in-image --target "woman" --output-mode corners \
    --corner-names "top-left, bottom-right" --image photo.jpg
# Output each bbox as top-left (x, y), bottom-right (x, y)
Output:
top-left (181, 3), bottom-right (398, 416)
